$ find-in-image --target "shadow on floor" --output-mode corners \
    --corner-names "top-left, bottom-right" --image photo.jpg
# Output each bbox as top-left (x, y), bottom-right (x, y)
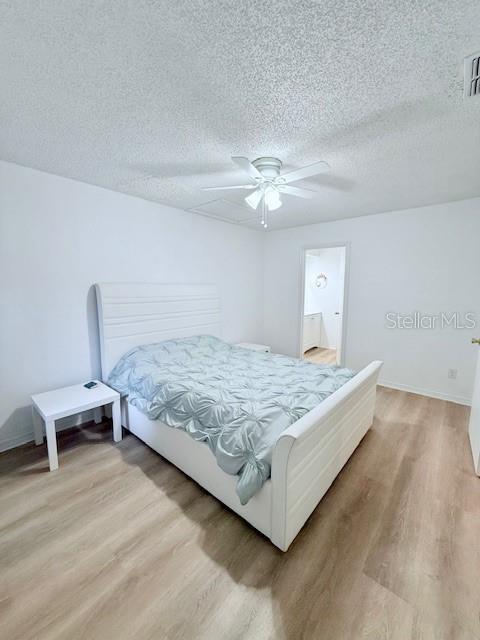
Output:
top-left (112, 419), bottom-right (384, 639)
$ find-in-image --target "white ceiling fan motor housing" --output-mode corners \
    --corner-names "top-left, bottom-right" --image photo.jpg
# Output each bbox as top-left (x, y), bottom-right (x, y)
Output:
top-left (251, 157), bottom-right (282, 179)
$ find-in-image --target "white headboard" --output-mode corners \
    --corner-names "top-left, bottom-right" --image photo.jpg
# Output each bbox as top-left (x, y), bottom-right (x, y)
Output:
top-left (95, 282), bottom-right (221, 380)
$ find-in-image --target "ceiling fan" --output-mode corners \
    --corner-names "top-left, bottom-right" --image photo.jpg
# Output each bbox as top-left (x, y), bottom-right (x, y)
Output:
top-left (202, 156), bottom-right (330, 227)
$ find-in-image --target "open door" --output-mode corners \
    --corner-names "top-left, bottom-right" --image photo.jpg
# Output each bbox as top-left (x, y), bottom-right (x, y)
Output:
top-left (334, 251), bottom-right (346, 365)
top-left (300, 245), bottom-right (346, 366)
top-left (468, 338), bottom-right (480, 475)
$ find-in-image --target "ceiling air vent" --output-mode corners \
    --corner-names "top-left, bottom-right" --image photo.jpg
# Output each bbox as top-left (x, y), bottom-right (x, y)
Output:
top-left (464, 52), bottom-right (480, 98)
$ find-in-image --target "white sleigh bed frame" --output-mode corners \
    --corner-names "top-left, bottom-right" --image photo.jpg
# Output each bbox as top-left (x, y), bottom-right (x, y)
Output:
top-left (95, 282), bottom-right (382, 551)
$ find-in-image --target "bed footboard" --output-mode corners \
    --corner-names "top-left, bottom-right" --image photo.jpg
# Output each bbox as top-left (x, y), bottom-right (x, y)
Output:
top-left (270, 360), bottom-right (383, 551)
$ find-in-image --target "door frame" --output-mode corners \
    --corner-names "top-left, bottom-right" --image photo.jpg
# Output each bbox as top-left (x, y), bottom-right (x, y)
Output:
top-left (298, 242), bottom-right (350, 366)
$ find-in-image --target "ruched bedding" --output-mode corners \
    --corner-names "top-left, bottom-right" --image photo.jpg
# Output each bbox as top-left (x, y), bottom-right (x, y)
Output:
top-left (107, 335), bottom-right (355, 504)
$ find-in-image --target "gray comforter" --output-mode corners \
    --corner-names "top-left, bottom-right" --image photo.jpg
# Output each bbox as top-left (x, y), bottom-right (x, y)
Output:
top-left (107, 335), bottom-right (355, 504)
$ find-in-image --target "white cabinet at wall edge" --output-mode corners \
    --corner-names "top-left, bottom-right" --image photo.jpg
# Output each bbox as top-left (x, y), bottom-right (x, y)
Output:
top-left (302, 313), bottom-right (322, 353)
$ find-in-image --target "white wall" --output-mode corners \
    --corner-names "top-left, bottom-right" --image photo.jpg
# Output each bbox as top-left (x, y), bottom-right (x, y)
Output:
top-left (264, 198), bottom-right (480, 405)
top-left (0, 161), bottom-right (264, 451)
top-left (2, 161), bottom-right (479, 454)
top-left (304, 248), bottom-right (345, 349)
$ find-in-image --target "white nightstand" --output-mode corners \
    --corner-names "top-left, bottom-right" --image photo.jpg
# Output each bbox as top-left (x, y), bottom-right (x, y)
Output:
top-left (235, 342), bottom-right (271, 353)
top-left (31, 381), bottom-right (121, 471)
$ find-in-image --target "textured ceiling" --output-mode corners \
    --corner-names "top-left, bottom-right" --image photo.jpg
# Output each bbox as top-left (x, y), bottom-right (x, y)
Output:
top-left (1, 1), bottom-right (480, 230)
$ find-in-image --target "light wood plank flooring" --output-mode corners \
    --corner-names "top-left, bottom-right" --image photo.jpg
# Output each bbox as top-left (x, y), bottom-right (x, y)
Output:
top-left (304, 347), bottom-right (337, 365)
top-left (1, 388), bottom-right (478, 640)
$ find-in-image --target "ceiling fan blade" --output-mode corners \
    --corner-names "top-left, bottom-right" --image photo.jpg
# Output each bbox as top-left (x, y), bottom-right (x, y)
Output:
top-left (281, 161), bottom-right (330, 184)
top-left (277, 185), bottom-right (316, 199)
top-left (245, 188), bottom-right (264, 210)
top-left (231, 156), bottom-right (263, 181)
top-left (202, 184), bottom-right (256, 191)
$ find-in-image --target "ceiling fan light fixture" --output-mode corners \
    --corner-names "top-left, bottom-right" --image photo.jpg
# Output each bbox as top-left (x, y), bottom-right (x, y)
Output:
top-left (245, 188), bottom-right (263, 210)
top-left (264, 186), bottom-right (282, 211)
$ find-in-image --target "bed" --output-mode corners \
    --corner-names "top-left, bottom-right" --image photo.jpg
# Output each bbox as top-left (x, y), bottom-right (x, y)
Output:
top-left (95, 282), bottom-right (382, 551)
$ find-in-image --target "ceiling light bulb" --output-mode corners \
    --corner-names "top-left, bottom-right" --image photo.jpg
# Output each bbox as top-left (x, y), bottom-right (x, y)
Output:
top-left (264, 186), bottom-right (282, 211)
top-left (245, 189), bottom-right (263, 210)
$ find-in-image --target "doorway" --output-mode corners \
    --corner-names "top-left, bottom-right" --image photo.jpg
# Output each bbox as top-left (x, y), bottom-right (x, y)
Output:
top-left (300, 245), bottom-right (347, 366)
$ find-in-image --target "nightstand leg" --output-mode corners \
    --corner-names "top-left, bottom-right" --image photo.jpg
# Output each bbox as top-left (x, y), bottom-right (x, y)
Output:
top-left (93, 406), bottom-right (103, 424)
top-left (45, 419), bottom-right (58, 471)
top-left (32, 406), bottom-right (43, 445)
top-left (112, 399), bottom-right (122, 442)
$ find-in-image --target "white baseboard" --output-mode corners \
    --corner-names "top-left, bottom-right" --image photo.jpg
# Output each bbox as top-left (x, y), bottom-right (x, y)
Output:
top-left (379, 380), bottom-right (471, 406)
top-left (0, 409), bottom-right (96, 453)
top-left (0, 432), bottom-right (35, 453)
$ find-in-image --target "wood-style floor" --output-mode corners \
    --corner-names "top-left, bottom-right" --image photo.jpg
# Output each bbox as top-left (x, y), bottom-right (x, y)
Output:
top-left (1, 388), bottom-right (479, 640)
top-left (304, 346), bottom-right (337, 365)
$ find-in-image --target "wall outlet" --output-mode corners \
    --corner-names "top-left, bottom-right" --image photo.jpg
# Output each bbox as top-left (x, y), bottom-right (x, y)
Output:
top-left (448, 369), bottom-right (458, 380)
